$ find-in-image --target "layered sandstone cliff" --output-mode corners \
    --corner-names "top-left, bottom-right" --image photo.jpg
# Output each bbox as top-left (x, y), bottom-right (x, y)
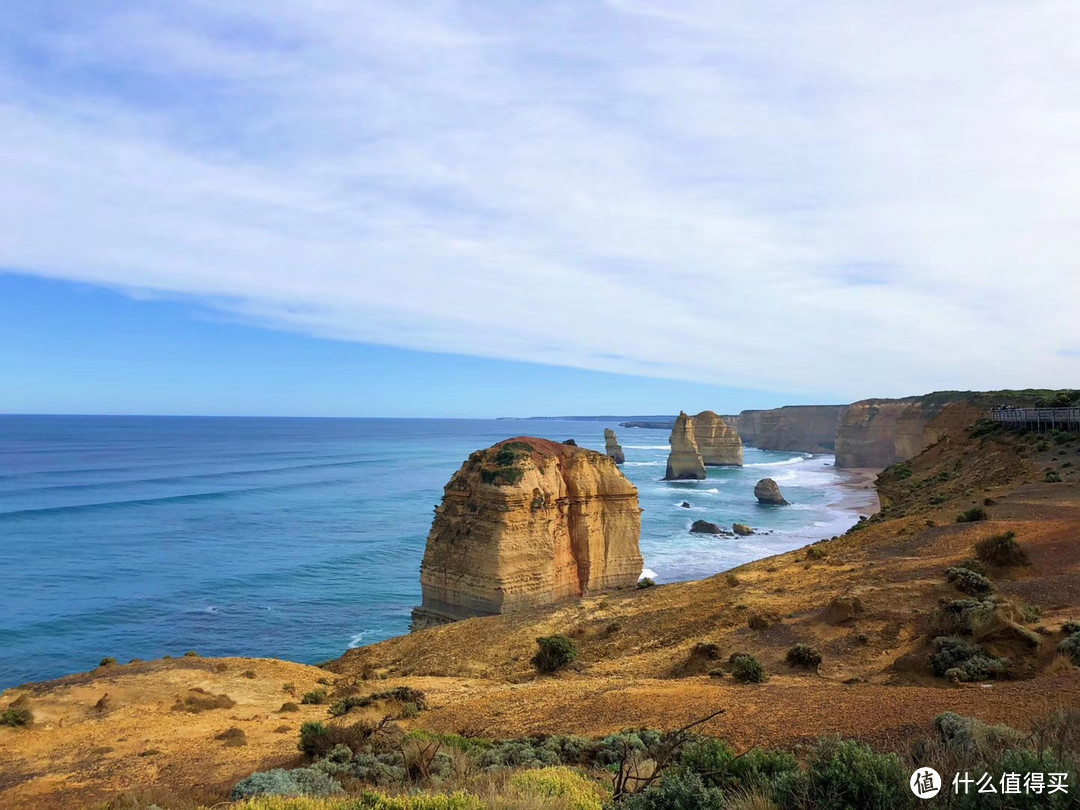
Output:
top-left (730, 406), bottom-right (846, 452)
top-left (833, 396), bottom-right (974, 468)
top-left (664, 412), bottom-right (706, 480)
top-left (691, 410), bottom-right (743, 466)
top-left (604, 428), bottom-right (625, 464)
top-left (411, 438), bottom-right (643, 630)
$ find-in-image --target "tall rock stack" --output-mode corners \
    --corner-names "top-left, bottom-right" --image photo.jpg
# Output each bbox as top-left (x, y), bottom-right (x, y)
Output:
top-left (604, 428), bottom-right (625, 464)
top-left (664, 411), bottom-right (707, 480)
top-left (691, 410), bottom-right (743, 466)
top-left (411, 438), bottom-right (643, 631)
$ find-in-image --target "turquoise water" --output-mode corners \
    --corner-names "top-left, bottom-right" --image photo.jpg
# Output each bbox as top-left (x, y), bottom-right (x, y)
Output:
top-left (0, 416), bottom-right (868, 688)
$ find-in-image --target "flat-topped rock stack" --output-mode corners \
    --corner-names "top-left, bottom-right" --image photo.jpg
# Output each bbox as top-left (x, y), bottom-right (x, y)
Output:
top-left (664, 411), bottom-right (706, 480)
top-left (411, 437), bottom-right (643, 630)
top-left (691, 410), bottom-right (743, 466)
top-left (604, 428), bottom-right (625, 464)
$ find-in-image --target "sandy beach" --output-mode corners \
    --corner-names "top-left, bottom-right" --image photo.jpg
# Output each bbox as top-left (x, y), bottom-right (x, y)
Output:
top-left (830, 465), bottom-right (881, 517)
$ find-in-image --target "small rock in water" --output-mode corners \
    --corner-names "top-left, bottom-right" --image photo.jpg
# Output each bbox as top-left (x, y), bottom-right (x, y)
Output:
top-left (690, 519), bottom-right (722, 534)
top-left (680, 501), bottom-right (691, 508)
top-left (733, 523), bottom-right (753, 536)
top-left (754, 477), bottom-right (789, 505)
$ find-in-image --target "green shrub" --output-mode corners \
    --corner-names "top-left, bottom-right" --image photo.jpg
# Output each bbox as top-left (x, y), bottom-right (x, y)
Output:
top-left (782, 737), bottom-right (907, 810)
top-left (929, 636), bottom-right (1005, 681)
top-left (983, 497), bottom-right (998, 506)
top-left (301, 689), bottom-right (328, 705)
top-left (0, 707), bottom-right (32, 727)
top-left (1062, 621), bottom-right (1080, 634)
top-left (230, 766), bottom-right (344, 799)
top-left (620, 769), bottom-right (725, 810)
top-left (532, 635), bottom-right (577, 673)
top-left (785, 644), bottom-right (822, 669)
top-left (637, 577), bottom-right (656, 589)
top-left (725, 573), bottom-right (740, 587)
top-left (298, 721), bottom-right (330, 757)
top-left (934, 711), bottom-right (1021, 756)
top-left (945, 566), bottom-right (993, 598)
top-left (680, 738), bottom-right (797, 793)
top-left (1046, 470), bottom-right (1063, 483)
top-left (1019, 604), bottom-right (1042, 623)
top-left (184, 650), bottom-right (200, 657)
top-left (1059, 632), bottom-right (1080, 665)
top-left (974, 531), bottom-right (1030, 567)
top-left (508, 767), bottom-right (606, 810)
top-left (329, 687), bottom-right (427, 717)
top-left (957, 557), bottom-right (989, 576)
top-left (730, 654), bottom-right (766, 683)
top-left (99, 657), bottom-right (117, 667)
top-left (693, 642), bottom-right (721, 660)
top-left (956, 506), bottom-right (989, 523)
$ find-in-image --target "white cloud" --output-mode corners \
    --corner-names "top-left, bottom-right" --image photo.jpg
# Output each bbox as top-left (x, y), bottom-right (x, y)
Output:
top-left (1, 0), bottom-right (1078, 398)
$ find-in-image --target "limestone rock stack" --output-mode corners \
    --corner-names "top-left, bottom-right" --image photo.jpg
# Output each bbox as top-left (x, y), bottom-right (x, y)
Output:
top-left (604, 428), bottom-right (625, 464)
top-left (664, 412), bottom-right (706, 480)
top-left (411, 438), bottom-right (643, 631)
top-left (691, 410), bottom-right (743, 466)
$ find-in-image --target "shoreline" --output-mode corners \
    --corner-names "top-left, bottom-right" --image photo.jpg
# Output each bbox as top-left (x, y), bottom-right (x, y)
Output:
top-left (829, 465), bottom-right (881, 517)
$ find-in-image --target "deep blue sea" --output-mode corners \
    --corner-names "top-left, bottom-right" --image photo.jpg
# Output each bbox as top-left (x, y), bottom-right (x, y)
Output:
top-left (0, 416), bottom-right (874, 688)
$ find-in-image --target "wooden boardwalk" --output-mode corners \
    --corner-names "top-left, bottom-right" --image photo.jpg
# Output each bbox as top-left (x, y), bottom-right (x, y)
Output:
top-left (989, 406), bottom-right (1080, 431)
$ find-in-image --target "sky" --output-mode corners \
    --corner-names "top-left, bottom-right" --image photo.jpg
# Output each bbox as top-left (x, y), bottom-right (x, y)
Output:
top-left (1, 1), bottom-right (1078, 417)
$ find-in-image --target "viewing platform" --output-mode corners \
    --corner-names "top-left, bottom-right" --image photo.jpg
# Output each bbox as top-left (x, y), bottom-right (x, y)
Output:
top-left (989, 407), bottom-right (1080, 432)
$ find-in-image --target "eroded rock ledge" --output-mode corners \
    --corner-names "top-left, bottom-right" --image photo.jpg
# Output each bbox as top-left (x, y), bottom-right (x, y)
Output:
top-left (411, 437), bottom-right (643, 631)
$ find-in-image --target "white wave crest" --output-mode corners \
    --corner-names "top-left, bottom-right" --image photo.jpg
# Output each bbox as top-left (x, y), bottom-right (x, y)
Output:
top-left (624, 461), bottom-right (662, 466)
top-left (745, 456), bottom-right (805, 467)
top-left (640, 568), bottom-right (658, 580)
top-left (347, 630), bottom-right (368, 649)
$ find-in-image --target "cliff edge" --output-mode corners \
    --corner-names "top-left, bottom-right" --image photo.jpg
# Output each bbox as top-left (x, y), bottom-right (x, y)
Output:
top-left (411, 437), bottom-right (642, 630)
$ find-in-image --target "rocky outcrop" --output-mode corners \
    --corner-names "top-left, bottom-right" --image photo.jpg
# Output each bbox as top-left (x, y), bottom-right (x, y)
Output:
top-left (689, 520), bottom-right (722, 534)
top-left (754, 478), bottom-right (788, 505)
top-left (733, 523), bottom-right (753, 536)
top-left (664, 412), bottom-right (706, 480)
top-left (732, 411), bottom-right (762, 446)
top-left (411, 438), bottom-right (643, 630)
top-left (690, 411), bottom-right (743, 466)
top-left (834, 396), bottom-right (971, 468)
top-left (604, 428), bottom-right (625, 464)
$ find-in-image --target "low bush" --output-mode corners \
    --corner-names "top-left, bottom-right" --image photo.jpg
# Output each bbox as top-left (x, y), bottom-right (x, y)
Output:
top-left (785, 644), bottom-right (822, 669)
top-left (680, 737), bottom-right (798, 793)
top-left (171, 688), bottom-right (235, 713)
top-left (956, 506), bottom-right (989, 523)
top-left (230, 766), bottom-right (344, 800)
top-left (620, 769), bottom-right (725, 810)
top-left (1046, 470), bottom-right (1063, 483)
top-left (975, 531), bottom-right (1030, 567)
top-left (508, 766), bottom-right (607, 810)
top-left (934, 711), bottom-right (1021, 757)
top-left (301, 689), bottom-right (329, 705)
top-left (329, 687), bottom-right (428, 717)
top-left (957, 557), bottom-right (989, 576)
top-left (929, 636), bottom-right (1006, 682)
top-left (1059, 632), bottom-right (1080, 665)
top-left (531, 635), bottom-right (577, 674)
top-left (0, 707), bottom-right (32, 727)
top-left (99, 657), bottom-right (117, 667)
top-left (637, 577), bottom-right (656, 589)
top-left (725, 573), bottom-right (740, 587)
top-left (747, 613), bottom-right (774, 631)
top-left (217, 727), bottom-right (249, 747)
top-left (279, 702), bottom-right (300, 713)
top-left (1063, 621), bottom-right (1080, 634)
top-left (184, 650), bottom-right (200, 657)
top-left (693, 642), bottom-right (721, 660)
top-left (945, 566), bottom-right (993, 598)
top-left (783, 737), bottom-right (907, 810)
top-left (730, 654), bottom-right (766, 683)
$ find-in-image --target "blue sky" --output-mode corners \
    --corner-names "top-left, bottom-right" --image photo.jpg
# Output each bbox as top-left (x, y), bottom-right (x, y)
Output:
top-left (1, 1), bottom-right (1078, 416)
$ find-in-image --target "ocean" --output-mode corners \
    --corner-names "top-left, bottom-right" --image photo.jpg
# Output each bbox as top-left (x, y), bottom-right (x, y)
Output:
top-left (0, 415), bottom-right (873, 688)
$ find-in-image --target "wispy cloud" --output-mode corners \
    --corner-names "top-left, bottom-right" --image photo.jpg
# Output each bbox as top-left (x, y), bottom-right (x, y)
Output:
top-left (2, 0), bottom-right (1078, 398)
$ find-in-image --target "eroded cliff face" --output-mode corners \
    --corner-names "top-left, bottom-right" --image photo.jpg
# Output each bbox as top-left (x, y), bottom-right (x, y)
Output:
top-left (734, 411), bottom-right (762, 446)
top-left (691, 410), bottom-right (743, 465)
top-left (834, 396), bottom-right (976, 468)
top-left (411, 438), bottom-right (642, 630)
top-left (753, 405), bottom-right (847, 453)
top-left (664, 411), bottom-right (706, 480)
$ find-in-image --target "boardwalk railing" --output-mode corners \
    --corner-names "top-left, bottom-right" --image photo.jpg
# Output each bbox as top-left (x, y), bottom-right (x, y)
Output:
top-left (988, 407), bottom-right (1080, 432)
